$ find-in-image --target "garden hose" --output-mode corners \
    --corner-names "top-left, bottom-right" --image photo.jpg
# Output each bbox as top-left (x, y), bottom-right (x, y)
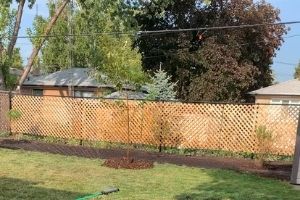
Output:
top-left (76, 187), bottom-right (119, 200)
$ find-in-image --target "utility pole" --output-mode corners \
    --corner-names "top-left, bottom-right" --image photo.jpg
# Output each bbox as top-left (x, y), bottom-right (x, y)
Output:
top-left (291, 111), bottom-right (300, 184)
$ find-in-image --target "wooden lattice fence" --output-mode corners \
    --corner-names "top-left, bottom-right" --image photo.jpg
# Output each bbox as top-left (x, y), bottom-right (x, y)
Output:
top-left (4, 94), bottom-right (300, 155)
top-left (0, 91), bottom-right (10, 133)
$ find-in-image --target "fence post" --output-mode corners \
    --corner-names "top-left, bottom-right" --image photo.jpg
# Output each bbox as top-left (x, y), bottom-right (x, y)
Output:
top-left (253, 104), bottom-right (259, 156)
top-left (8, 91), bottom-right (12, 134)
top-left (159, 101), bottom-right (164, 153)
top-left (291, 110), bottom-right (300, 184)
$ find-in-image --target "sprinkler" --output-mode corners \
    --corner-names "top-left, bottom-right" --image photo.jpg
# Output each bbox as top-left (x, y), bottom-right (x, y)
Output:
top-left (76, 187), bottom-right (119, 200)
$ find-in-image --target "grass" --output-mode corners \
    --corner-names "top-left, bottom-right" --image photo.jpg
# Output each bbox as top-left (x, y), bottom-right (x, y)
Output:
top-left (0, 148), bottom-right (299, 200)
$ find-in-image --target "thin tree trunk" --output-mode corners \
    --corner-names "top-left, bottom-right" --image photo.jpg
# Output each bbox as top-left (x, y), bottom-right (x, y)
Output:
top-left (0, 70), bottom-right (4, 91)
top-left (0, 43), bottom-right (5, 90)
top-left (17, 0), bottom-right (70, 90)
top-left (7, 0), bottom-right (25, 58)
top-left (126, 91), bottom-right (130, 159)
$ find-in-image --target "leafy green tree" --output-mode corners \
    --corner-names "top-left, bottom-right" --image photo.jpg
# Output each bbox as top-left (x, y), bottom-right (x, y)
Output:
top-left (134, 0), bottom-right (287, 102)
top-left (18, 0), bottom-right (69, 87)
top-left (294, 61), bottom-right (300, 79)
top-left (146, 66), bottom-right (177, 152)
top-left (28, 0), bottom-right (145, 88)
top-left (0, 0), bottom-right (35, 90)
top-left (0, 0), bottom-right (13, 90)
top-left (146, 67), bottom-right (176, 101)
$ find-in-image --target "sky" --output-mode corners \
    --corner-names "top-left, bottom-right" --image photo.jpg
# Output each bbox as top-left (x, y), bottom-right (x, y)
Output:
top-left (13, 0), bottom-right (300, 82)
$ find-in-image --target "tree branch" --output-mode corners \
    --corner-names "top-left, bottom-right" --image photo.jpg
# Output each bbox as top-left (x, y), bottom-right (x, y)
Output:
top-left (18, 0), bottom-right (70, 89)
top-left (7, 0), bottom-right (25, 58)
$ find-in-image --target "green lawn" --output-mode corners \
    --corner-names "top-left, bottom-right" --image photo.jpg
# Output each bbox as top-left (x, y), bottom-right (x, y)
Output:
top-left (0, 148), bottom-right (299, 200)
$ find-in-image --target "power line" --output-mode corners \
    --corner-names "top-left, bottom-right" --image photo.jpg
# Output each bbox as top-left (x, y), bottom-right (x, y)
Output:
top-left (13, 32), bottom-right (300, 46)
top-left (13, 32), bottom-right (300, 52)
top-left (2, 20), bottom-right (300, 39)
top-left (138, 21), bottom-right (300, 35)
top-left (1, 31), bottom-right (137, 39)
top-left (284, 34), bottom-right (300, 39)
top-left (274, 61), bottom-right (298, 66)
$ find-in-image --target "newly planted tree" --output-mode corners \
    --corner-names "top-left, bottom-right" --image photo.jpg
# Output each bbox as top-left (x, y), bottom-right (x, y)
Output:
top-left (146, 67), bottom-right (177, 152)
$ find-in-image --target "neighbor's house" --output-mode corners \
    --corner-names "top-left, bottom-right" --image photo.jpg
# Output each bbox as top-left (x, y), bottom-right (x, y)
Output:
top-left (21, 68), bottom-right (145, 98)
top-left (249, 79), bottom-right (300, 104)
top-left (10, 67), bottom-right (24, 77)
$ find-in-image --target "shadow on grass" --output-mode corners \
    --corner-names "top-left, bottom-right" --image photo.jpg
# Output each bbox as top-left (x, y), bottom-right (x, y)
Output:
top-left (174, 170), bottom-right (299, 200)
top-left (0, 177), bottom-right (86, 200)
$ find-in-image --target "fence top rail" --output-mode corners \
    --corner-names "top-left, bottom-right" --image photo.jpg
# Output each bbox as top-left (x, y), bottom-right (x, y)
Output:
top-left (9, 93), bottom-right (300, 107)
top-left (0, 90), bottom-right (11, 94)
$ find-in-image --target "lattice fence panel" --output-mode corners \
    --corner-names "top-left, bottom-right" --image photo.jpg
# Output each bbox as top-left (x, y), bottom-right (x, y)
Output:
top-left (257, 104), bottom-right (300, 155)
top-left (9, 94), bottom-right (300, 155)
top-left (12, 95), bottom-right (79, 139)
top-left (220, 104), bottom-right (258, 152)
top-left (0, 91), bottom-right (10, 133)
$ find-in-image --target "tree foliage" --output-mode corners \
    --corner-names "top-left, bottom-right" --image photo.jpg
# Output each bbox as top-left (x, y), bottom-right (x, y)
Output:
top-left (294, 61), bottom-right (300, 79)
top-left (28, 0), bottom-right (145, 87)
top-left (0, 0), bottom-right (25, 89)
top-left (146, 67), bottom-right (176, 101)
top-left (135, 0), bottom-right (287, 102)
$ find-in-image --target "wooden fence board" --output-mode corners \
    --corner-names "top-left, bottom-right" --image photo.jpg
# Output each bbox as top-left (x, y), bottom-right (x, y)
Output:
top-left (0, 92), bottom-right (10, 133)
top-left (6, 95), bottom-right (300, 155)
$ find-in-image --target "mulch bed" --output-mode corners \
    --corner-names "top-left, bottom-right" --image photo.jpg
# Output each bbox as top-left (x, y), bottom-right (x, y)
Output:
top-left (0, 139), bottom-right (292, 180)
top-left (103, 157), bottom-right (154, 169)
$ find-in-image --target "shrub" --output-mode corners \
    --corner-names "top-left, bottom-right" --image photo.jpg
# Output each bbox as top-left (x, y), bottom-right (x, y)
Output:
top-left (7, 109), bottom-right (22, 121)
top-left (256, 125), bottom-right (273, 165)
top-left (7, 109), bottom-right (22, 140)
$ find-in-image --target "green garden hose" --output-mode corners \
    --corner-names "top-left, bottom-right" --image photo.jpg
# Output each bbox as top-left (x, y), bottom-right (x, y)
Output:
top-left (76, 187), bottom-right (119, 200)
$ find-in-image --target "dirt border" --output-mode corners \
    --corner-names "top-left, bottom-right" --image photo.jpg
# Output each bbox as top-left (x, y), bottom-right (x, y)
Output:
top-left (0, 139), bottom-right (291, 181)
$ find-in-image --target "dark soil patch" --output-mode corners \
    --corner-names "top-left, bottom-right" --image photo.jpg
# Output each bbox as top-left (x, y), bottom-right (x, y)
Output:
top-left (103, 157), bottom-right (154, 169)
top-left (0, 139), bottom-right (292, 181)
top-left (264, 161), bottom-right (292, 171)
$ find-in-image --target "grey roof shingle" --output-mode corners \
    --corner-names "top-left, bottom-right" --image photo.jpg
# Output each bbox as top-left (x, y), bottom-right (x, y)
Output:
top-left (249, 79), bottom-right (300, 96)
top-left (23, 68), bottom-right (113, 88)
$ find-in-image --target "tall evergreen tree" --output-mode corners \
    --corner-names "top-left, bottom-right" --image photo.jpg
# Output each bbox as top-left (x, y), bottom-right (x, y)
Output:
top-left (146, 67), bottom-right (176, 101)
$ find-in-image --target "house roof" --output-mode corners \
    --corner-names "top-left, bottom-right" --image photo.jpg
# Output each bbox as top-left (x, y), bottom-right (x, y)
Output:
top-left (249, 79), bottom-right (300, 96)
top-left (105, 91), bottom-right (147, 100)
top-left (23, 68), bottom-right (114, 88)
top-left (10, 68), bottom-right (23, 76)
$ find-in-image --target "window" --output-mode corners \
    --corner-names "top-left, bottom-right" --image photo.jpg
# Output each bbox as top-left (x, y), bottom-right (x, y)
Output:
top-left (32, 89), bottom-right (43, 96)
top-left (74, 91), bottom-right (94, 98)
top-left (282, 100), bottom-right (289, 105)
top-left (270, 99), bottom-right (281, 104)
top-left (290, 100), bottom-right (300, 105)
top-left (271, 99), bottom-right (300, 105)
top-left (269, 99), bottom-right (300, 122)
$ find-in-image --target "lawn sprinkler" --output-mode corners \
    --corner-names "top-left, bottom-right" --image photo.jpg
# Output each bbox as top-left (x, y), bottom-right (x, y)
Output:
top-left (76, 187), bottom-right (119, 200)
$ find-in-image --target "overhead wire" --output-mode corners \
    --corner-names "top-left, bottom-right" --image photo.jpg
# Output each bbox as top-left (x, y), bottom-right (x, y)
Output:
top-left (274, 61), bottom-right (298, 66)
top-left (137, 21), bottom-right (300, 35)
top-left (1, 20), bottom-right (300, 39)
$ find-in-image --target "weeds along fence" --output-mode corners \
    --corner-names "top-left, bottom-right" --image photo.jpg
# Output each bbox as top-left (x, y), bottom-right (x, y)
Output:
top-left (0, 91), bottom-right (299, 156)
